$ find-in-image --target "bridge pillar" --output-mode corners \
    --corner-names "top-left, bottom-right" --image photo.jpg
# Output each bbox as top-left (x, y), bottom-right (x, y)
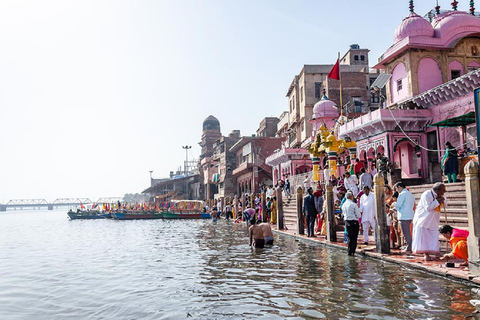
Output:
top-left (0, 205), bottom-right (6, 212)
top-left (48, 204), bottom-right (54, 210)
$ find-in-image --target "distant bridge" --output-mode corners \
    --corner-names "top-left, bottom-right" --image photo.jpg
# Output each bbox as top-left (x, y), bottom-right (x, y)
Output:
top-left (0, 197), bottom-right (123, 211)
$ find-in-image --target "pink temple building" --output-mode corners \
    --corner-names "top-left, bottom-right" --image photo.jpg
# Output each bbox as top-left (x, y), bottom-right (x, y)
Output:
top-left (338, 2), bottom-right (480, 184)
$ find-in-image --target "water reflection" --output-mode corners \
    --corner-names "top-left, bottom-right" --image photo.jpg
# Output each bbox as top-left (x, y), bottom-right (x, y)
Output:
top-left (197, 221), bottom-right (476, 319)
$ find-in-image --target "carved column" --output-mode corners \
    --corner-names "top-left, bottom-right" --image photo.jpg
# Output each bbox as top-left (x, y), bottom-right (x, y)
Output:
top-left (234, 195), bottom-right (238, 220)
top-left (250, 193), bottom-right (256, 220)
top-left (261, 191), bottom-right (267, 222)
top-left (465, 160), bottom-right (480, 275)
top-left (296, 187), bottom-right (304, 235)
top-left (374, 173), bottom-right (390, 254)
top-left (328, 151), bottom-right (338, 178)
top-left (241, 193), bottom-right (246, 218)
top-left (312, 157), bottom-right (321, 183)
top-left (276, 188), bottom-right (284, 230)
top-left (325, 181), bottom-right (337, 242)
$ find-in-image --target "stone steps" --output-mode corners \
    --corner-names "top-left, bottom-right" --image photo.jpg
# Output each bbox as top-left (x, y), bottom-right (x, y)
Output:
top-left (409, 182), bottom-right (467, 229)
top-left (279, 181), bottom-right (470, 248)
top-left (282, 195), bottom-right (299, 229)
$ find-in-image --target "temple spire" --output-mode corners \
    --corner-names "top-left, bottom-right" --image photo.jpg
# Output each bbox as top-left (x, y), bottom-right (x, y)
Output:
top-left (452, 0), bottom-right (459, 10)
top-left (409, 0), bottom-right (414, 12)
top-left (471, 0), bottom-right (476, 15)
top-left (435, 0), bottom-right (441, 14)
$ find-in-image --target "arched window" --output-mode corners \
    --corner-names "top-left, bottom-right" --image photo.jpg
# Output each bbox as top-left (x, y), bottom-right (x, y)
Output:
top-left (449, 60), bottom-right (464, 80)
top-left (468, 60), bottom-right (480, 72)
top-left (391, 63), bottom-right (408, 103)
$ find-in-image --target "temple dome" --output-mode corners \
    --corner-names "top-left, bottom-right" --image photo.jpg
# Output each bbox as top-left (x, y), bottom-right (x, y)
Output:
top-left (432, 10), bottom-right (480, 43)
top-left (202, 115), bottom-right (220, 131)
top-left (313, 95), bottom-right (338, 119)
top-left (394, 12), bottom-right (434, 43)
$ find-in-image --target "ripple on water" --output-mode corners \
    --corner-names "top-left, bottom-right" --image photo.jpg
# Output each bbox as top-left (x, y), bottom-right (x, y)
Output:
top-left (0, 210), bottom-right (477, 319)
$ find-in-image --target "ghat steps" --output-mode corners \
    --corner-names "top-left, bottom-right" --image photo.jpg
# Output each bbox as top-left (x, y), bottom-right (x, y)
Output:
top-left (281, 182), bottom-right (468, 249)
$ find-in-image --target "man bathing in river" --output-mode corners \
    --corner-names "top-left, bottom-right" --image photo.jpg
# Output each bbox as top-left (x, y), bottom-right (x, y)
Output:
top-left (249, 219), bottom-right (265, 248)
top-left (259, 222), bottom-right (274, 245)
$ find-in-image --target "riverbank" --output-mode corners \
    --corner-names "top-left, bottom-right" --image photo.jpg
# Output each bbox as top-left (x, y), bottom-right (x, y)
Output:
top-left (272, 226), bottom-right (480, 286)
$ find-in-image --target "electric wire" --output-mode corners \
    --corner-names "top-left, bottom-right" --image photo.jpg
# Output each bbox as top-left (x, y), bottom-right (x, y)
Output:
top-left (386, 106), bottom-right (476, 153)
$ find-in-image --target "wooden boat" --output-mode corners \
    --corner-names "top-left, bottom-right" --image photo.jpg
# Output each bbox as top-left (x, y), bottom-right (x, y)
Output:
top-left (161, 200), bottom-right (210, 219)
top-left (161, 211), bottom-right (211, 219)
top-left (67, 210), bottom-right (111, 220)
top-left (111, 211), bottom-right (163, 220)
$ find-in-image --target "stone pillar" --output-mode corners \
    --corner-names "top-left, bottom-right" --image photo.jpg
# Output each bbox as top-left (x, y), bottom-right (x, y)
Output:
top-left (250, 193), bottom-right (256, 220)
top-left (312, 157), bottom-right (321, 183)
top-left (328, 151), bottom-right (338, 178)
top-left (325, 181), bottom-right (337, 242)
top-left (276, 187), bottom-right (284, 230)
top-left (465, 160), bottom-right (480, 275)
top-left (373, 173), bottom-right (390, 254)
top-left (234, 195), bottom-right (238, 219)
top-left (296, 186), bottom-right (304, 235)
top-left (261, 191), bottom-right (267, 222)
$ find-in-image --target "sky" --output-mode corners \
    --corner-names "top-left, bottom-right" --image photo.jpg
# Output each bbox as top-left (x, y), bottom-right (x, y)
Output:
top-left (0, 0), bottom-right (462, 202)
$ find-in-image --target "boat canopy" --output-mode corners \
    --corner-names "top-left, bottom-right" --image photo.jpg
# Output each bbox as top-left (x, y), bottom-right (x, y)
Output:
top-left (170, 200), bottom-right (203, 211)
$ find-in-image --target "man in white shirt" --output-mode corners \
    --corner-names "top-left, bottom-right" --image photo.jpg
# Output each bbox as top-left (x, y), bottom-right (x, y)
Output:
top-left (394, 181), bottom-right (416, 254)
top-left (303, 174), bottom-right (311, 191)
top-left (412, 182), bottom-right (447, 261)
top-left (344, 172), bottom-right (359, 197)
top-left (342, 191), bottom-right (362, 256)
top-left (266, 185), bottom-right (274, 198)
top-left (359, 186), bottom-right (375, 245)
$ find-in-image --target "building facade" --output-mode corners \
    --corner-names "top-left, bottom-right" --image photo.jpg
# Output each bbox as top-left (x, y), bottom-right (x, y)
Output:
top-left (338, 4), bottom-right (480, 184)
top-left (267, 45), bottom-right (380, 184)
top-left (198, 115), bottom-right (241, 200)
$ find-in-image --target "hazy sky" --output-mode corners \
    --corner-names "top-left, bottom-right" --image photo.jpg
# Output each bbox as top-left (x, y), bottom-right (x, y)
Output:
top-left (0, 0), bottom-right (452, 201)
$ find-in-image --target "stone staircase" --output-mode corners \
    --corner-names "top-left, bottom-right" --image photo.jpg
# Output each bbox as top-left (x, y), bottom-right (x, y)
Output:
top-left (279, 183), bottom-right (470, 251)
top-left (282, 193), bottom-right (299, 231)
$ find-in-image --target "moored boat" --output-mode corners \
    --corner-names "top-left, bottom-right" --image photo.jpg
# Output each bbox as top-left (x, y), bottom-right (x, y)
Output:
top-left (111, 211), bottom-right (163, 220)
top-left (67, 210), bottom-right (111, 220)
top-left (161, 211), bottom-right (211, 219)
top-left (161, 200), bottom-right (210, 219)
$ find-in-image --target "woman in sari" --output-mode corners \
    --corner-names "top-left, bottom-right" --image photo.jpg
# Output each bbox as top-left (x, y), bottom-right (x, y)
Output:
top-left (270, 197), bottom-right (277, 224)
top-left (441, 142), bottom-right (459, 183)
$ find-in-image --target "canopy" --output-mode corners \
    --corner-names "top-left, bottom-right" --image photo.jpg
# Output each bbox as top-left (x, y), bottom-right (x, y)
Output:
top-left (429, 112), bottom-right (476, 127)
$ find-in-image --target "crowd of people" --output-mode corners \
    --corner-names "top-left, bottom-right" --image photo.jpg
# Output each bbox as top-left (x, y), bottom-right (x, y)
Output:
top-left (308, 151), bottom-right (468, 267)
top-left (205, 145), bottom-right (468, 268)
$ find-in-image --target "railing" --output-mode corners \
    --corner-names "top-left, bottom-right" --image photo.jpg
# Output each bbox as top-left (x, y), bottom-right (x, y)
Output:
top-left (287, 172), bottom-right (314, 190)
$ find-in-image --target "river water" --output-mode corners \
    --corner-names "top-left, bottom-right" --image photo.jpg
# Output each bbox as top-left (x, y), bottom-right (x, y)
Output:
top-left (0, 209), bottom-right (477, 319)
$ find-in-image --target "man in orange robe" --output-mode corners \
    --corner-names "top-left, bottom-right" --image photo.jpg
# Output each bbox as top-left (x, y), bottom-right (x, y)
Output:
top-left (439, 225), bottom-right (469, 266)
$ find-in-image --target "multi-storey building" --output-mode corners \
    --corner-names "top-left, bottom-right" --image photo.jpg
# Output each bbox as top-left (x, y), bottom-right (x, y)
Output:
top-left (339, 4), bottom-right (480, 184)
top-left (230, 117), bottom-right (282, 194)
top-left (267, 44), bottom-right (380, 184)
top-left (198, 115), bottom-right (241, 200)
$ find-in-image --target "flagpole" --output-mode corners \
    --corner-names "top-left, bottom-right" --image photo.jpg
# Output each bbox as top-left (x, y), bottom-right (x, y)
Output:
top-left (338, 51), bottom-right (343, 124)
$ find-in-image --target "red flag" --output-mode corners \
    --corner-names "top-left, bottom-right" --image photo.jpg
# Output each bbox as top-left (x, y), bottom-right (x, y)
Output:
top-left (80, 203), bottom-right (85, 209)
top-left (328, 59), bottom-right (340, 80)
